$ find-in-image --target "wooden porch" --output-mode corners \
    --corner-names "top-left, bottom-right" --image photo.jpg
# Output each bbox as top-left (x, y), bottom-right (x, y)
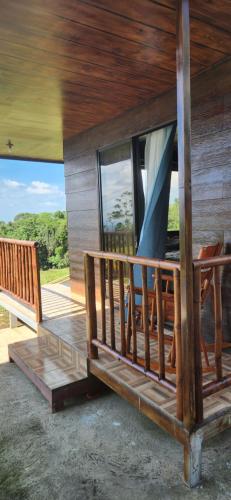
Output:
top-left (5, 270), bottom-right (231, 421)
top-left (1, 0), bottom-right (231, 488)
top-left (0, 237), bottom-right (231, 485)
top-left (4, 260), bottom-right (231, 446)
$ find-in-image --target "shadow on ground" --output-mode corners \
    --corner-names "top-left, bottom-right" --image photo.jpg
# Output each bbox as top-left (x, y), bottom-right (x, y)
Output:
top-left (1, 359), bottom-right (231, 500)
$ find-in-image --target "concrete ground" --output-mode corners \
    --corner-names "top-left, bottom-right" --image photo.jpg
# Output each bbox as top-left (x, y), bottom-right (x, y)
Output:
top-left (1, 325), bottom-right (231, 500)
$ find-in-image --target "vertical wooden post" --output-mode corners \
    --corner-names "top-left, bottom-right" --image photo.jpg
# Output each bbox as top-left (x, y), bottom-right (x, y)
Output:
top-left (193, 266), bottom-right (203, 423)
top-left (85, 253), bottom-right (98, 359)
top-left (108, 260), bottom-right (115, 350)
top-left (174, 268), bottom-right (183, 421)
top-left (141, 265), bottom-right (150, 372)
top-left (129, 263), bottom-right (137, 364)
top-left (214, 266), bottom-right (223, 381)
top-left (99, 259), bottom-right (106, 344)
top-left (32, 243), bottom-right (42, 323)
top-left (177, 0), bottom-right (196, 430)
top-left (118, 261), bottom-right (126, 356)
top-left (155, 268), bottom-right (165, 380)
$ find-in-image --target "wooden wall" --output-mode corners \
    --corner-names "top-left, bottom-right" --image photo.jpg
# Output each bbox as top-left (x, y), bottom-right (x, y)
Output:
top-left (64, 58), bottom-right (231, 301)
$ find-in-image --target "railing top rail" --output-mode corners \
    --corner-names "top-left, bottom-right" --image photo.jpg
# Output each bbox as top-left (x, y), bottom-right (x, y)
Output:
top-left (83, 250), bottom-right (181, 270)
top-left (193, 254), bottom-right (231, 269)
top-left (0, 238), bottom-right (39, 247)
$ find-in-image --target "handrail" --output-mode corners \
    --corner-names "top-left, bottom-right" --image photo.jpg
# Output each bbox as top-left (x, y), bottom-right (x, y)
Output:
top-left (193, 253), bottom-right (231, 403)
top-left (0, 237), bottom-right (39, 247)
top-left (0, 238), bottom-right (42, 322)
top-left (83, 250), bottom-right (181, 271)
top-left (194, 254), bottom-right (231, 268)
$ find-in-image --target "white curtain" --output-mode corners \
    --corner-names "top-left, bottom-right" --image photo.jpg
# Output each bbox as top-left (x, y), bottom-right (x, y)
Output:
top-left (134, 123), bottom-right (176, 290)
top-left (139, 125), bottom-right (173, 243)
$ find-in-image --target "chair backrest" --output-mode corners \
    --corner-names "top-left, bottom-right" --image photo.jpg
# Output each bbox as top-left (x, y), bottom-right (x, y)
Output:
top-left (197, 242), bottom-right (223, 303)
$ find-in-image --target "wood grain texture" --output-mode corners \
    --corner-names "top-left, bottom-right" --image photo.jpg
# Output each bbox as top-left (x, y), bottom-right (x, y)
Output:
top-left (65, 58), bottom-right (231, 301)
top-left (0, 0), bottom-right (230, 160)
top-left (0, 239), bottom-right (42, 322)
top-left (176, 0), bottom-right (196, 431)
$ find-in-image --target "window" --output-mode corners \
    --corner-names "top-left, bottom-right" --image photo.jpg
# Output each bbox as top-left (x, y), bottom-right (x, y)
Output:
top-left (168, 171), bottom-right (179, 231)
top-left (133, 125), bottom-right (179, 259)
top-left (99, 124), bottom-right (179, 263)
top-left (99, 142), bottom-right (135, 256)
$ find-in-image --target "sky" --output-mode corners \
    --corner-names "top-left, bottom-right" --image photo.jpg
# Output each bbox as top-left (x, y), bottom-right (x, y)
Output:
top-left (0, 159), bottom-right (65, 222)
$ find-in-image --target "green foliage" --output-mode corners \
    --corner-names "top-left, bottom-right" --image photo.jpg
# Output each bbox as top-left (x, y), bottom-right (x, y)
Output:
top-left (168, 199), bottom-right (179, 230)
top-left (0, 211), bottom-right (69, 270)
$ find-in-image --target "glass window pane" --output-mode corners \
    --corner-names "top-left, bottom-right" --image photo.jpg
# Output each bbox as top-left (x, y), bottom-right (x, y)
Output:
top-left (99, 142), bottom-right (135, 257)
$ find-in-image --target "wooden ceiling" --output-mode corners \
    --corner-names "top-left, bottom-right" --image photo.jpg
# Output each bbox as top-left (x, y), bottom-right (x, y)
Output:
top-left (0, 0), bottom-right (230, 161)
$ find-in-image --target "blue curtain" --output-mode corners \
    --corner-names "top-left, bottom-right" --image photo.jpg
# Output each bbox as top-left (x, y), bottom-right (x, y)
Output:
top-left (134, 124), bottom-right (176, 291)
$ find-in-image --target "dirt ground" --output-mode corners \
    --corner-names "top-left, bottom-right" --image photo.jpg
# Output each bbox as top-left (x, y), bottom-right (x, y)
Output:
top-left (1, 326), bottom-right (231, 500)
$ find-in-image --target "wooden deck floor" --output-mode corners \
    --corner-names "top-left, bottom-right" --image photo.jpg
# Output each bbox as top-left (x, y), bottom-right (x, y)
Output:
top-left (6, 280), bottom-right (231, 421)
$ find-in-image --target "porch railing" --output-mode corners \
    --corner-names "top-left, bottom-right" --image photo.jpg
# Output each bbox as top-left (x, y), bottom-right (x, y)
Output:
top-left (103, 231), bottom-right (135, 279)
top-left (193, 254), bottom-right (231, 405)
top-left (85, 250), bottom-right (231, 424)
top-left (0, 238), bottom-right (42, 322)
top-left (103, 231), bottom-right (135, 255)
top-left (84, 250), bottom-right (183, 421)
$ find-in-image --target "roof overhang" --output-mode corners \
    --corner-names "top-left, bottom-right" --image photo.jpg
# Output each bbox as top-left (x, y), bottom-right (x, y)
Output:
top-left (0, 0), bottom-right (230, 162)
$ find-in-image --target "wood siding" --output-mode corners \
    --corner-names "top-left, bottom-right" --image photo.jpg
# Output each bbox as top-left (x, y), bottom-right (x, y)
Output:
top-left (64, 59), bottom-right (231, 300)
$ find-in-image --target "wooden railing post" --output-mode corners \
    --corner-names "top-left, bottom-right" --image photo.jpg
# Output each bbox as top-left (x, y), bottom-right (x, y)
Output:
top-left (141, 265), bottom-right (150, 372)
top-left (174, 268), bottom-right (183, 421)
top-left (214, 266), bottom-right (223, 381)
top-left (84, 253), bottom-right (98, 359)
top-left (155, 268), bottom-right (165, 380)
top-left (99, 259), bottom-right (106, 344)
top-left (193, 266), bottom-right (203, 423)
top-left (31, 243), bottom-right (42, 323)
top-left (118, 261), bottom-right (126, 356)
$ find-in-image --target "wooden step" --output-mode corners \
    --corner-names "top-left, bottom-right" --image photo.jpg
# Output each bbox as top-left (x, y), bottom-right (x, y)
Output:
top-left (8, 335), bottom-right (103, 412)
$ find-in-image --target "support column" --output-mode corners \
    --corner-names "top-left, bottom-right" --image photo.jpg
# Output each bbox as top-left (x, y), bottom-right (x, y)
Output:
top-left (176, 0), bottom-right (197, 430)
top-left (184, 434), bottom-right (202, 487)
top-left (9, 313), bottom-right (21, 329)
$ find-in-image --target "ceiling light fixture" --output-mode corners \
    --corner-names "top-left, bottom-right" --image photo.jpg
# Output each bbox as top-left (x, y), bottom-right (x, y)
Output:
top-left (6, 139), bottom-right (14, 153)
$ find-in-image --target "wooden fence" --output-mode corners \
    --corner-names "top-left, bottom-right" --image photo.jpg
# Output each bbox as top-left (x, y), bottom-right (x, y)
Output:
top-left (0, 238), bottom-right (42, 322)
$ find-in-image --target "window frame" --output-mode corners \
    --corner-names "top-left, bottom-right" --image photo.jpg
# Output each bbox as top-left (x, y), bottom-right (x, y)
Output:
top-left (97, 120), bottom-right (178, 253)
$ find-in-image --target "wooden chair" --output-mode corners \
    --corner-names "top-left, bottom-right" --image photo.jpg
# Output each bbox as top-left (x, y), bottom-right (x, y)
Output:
top-left (126, 242), bottom-right (223, 369)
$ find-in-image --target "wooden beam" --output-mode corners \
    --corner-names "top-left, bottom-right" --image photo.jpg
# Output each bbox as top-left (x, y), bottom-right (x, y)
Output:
top-left (176, 0), bottom-right (196, 430)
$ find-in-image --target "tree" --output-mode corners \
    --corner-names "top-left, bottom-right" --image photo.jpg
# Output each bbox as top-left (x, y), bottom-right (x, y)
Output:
top-left (106, 191), bottom-right (133, 231)
top-left (0, 211), bottom-right (69, 270)
top-left (168, 199), bottom-right (179, 230)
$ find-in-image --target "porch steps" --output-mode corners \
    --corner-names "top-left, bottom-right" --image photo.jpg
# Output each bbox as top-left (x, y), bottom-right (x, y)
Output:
top-left (8, 331), bottom-right (104, 412)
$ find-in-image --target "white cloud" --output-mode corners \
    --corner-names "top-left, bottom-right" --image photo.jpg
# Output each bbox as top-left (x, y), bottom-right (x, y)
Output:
top-left (3, 179), bottom-right (25, 188)
top-left (26, 181), bottom-right (62, 195)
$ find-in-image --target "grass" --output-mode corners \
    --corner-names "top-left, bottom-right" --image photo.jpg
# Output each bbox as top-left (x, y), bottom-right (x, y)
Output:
top-left (0, 306), bottom-right (9, 329)
top-left (40, 267), bottom-right (69, 285)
